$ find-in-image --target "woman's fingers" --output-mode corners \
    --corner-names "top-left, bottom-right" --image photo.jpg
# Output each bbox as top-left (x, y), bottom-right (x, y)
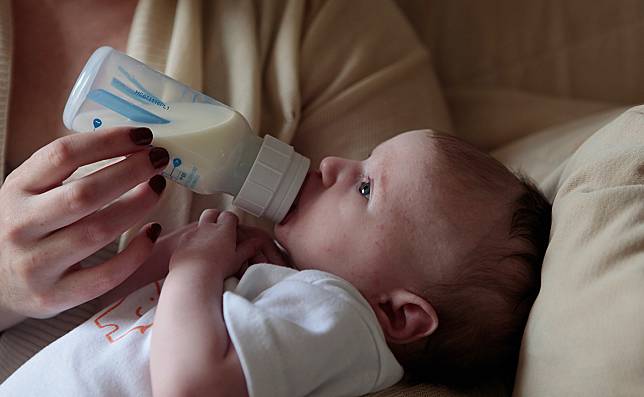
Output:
top-left (216, 211), bottom-right (238, 226)
top-left (55, 223), bottom-right (162, 311)
top-left (36, 177), bottom-right (166, 273)
top-left (30, 147), bottom-right (169, 234)
top-left (236, 237), bottom-right (265, 266)
top-left (11, 126), bottom-right (154, 194)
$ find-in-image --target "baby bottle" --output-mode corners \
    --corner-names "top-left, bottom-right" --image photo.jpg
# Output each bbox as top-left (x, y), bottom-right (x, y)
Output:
top-left (63, 47), bottom-right (310, 224)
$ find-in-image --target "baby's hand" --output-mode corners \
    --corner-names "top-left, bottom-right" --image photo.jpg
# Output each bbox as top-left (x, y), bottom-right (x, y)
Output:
top-left (237, 224), bottom-right (289, 269)
top-left (168, 210), bottom-right (263, 279)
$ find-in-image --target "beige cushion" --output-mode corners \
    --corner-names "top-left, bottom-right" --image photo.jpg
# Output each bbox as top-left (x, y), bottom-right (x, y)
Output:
top-left (445, 88), bottom-right (617, 151)
top-left (492, 106), bottom-right (644, 396)
top-left (491, 107), bottom-right (628, 189)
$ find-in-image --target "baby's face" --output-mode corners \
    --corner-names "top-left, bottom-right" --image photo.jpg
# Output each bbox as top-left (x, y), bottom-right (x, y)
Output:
top-left (274, 130), bottom-right (467, 299)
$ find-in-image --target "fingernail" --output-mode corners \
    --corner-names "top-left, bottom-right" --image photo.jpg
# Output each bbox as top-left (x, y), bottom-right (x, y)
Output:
top-left (147, 223), bottom-right (162, 242)
top-left (148, 174), bottom-right (166, 195)
top-left (130, 127), bottom-right (153, 145)
top-left (149, 147), bottom-right (169, 168)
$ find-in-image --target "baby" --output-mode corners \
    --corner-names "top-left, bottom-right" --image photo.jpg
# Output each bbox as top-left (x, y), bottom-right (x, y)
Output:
top-left (0, 130), bottom-right (551, 396)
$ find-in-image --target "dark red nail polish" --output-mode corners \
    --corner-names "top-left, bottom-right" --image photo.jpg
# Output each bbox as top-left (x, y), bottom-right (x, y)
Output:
top-left (146, 223), bottom-right (162, 242)
top-left (130, 128), bottom-right (153, 145)
top-left (148, 174), bottom-right (166, 195)
top-left (149, 147), bottom-right (169, 168)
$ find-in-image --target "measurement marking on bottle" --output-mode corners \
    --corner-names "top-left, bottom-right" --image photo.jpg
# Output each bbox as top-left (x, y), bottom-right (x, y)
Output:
top-left (169, 158), bottom-right (182, 178)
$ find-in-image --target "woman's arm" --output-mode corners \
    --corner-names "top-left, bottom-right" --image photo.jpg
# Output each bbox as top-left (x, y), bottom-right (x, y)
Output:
top-left (150, 210), bottom-right (260, 397)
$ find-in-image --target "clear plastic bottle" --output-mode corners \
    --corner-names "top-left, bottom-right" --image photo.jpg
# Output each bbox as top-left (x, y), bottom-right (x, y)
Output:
top-left (63, 47), bottom-right (309, 224)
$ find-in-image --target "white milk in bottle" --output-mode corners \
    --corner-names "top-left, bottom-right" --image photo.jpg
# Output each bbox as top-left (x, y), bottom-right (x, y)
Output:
top-left (72, 102), bottom-right (262, 196)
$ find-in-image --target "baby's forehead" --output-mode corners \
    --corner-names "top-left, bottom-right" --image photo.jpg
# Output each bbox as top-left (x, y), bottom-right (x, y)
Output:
top-left (376, 132), bottom-right (436, 177)
top-left (369, 132), bottom-right (532, 288)
top-left (392, 131), bottom-right (513, 188)
top-left (379, 132), bottom-right (469, 192)
top-left (373, 141), bottom-right (446, 234)
top-left (381, 131), bottom-right (456, 172)
top-left (382, 130), bottom-right (435, 155)
top-left (378, 131), bottom-right (515, 231)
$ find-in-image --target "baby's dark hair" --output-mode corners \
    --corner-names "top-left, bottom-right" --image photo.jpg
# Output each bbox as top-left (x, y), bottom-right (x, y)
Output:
top-left (402, 132), bottom-right (552, 388)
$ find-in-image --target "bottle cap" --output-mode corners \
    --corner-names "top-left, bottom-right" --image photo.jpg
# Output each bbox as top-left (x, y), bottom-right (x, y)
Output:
top-left (233, 135), bottom-right (310, 223)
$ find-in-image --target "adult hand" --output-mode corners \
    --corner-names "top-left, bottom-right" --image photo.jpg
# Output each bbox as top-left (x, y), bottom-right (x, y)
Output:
top-left (0, 126), bottom-right (169, 328)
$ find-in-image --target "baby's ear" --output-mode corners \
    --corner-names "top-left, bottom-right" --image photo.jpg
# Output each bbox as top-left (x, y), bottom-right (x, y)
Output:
top-left (371, 289), bottom-right (438, 344)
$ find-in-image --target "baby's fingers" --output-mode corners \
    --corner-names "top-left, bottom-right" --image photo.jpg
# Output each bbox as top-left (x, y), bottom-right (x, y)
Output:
top-left (259, 240), bottom-right (289, 267)
top-left (236, 237), bottom-right (265, 266)
top-left (198, 210), bottom-right (238, 229)
top-left (198, 209), bottom-right (221, 226)
top-left (237, 224), bottom-right (287, 266)
top-left (198, 209), bottom-right (239, 241)
top-left (216, 211), bottom-right (238, 227)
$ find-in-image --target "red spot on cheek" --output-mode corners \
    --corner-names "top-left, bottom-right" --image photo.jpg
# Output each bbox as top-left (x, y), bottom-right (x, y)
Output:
top-left (321, 240), bottom-right (334, 254)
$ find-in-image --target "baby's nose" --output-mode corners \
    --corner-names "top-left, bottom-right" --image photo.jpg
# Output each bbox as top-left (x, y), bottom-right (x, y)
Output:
top-left (319, 156), bottom-right (341, 187)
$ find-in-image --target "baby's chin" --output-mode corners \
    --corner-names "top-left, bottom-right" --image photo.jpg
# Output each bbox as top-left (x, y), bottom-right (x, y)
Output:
top-left (273, 212), bottom-right (314, 271)
top-left (272, 230), bottom-right (298, 269)
top-left (273, 222), bottom-right (286, 245)
top-left (273, 212), bottom-right (299, 247)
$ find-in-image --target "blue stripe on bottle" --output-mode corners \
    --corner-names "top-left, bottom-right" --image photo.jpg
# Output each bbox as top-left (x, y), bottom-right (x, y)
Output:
top-left (110, 78), bottom-right (149, 105)
top-left (87, 89), bottom-right (170, 124)
top-left (117, 66), bottom-right (167, 107)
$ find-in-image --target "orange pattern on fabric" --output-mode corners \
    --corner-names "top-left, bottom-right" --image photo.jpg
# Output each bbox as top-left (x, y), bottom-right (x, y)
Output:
top-left (94, 281), bottom-right (162, 344)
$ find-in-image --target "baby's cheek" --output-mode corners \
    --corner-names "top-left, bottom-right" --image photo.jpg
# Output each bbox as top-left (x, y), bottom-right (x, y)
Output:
top-left (303, 233), bottom-right (341, 268)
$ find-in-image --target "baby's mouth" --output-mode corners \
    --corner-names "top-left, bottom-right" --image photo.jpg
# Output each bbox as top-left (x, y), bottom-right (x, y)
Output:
top-left (279, 201), bottom-right (297, 225)
top-left (279, 172), bottom-right (310, 225)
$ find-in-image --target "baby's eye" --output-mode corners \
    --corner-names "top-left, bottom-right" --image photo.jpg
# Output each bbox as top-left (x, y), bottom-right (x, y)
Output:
top-left (358, 179), bottom-right (371, 200)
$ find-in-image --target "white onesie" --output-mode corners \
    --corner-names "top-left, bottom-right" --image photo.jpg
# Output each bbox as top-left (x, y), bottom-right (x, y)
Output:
top-left (0, 264), bottom-right (403, 396)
